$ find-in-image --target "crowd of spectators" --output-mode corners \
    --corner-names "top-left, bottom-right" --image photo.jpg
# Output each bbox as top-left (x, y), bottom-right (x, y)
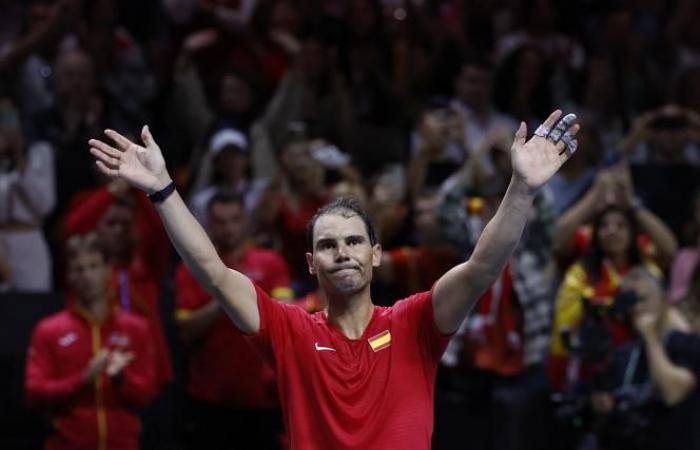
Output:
top-left (3, 0), bottom-right (700, 449)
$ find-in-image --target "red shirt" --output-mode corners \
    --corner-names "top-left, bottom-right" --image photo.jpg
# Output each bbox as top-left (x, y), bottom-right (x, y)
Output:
top-left (388, 246), bottom-right (459, 297)
top-left (25, 307), bottom-right (158, 450)
top-left (275, 195), bottom-right (327, 284)
top-left (175, 247), bottom-right (293, 407)
top-left (248, 285), bottom-right (452, 450)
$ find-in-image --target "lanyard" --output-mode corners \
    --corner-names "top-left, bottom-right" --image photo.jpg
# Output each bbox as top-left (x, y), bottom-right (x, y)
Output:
top-left (119, 270), bottom-right (130, 311)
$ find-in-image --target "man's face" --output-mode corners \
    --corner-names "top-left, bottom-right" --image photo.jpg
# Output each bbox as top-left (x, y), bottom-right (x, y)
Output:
top-left (413, 195), bottom-right (440, 245)
top-left (306, 213), bottom-right (381, 296)
top-left (67, 250), bottom-right (108, 304)
top-left (96, 204), bottom-right (134, 259)
top-left (208, 201), bottom-right (247, 252)
top-left (54, 51), bottom-right (95, 104)
top-left (281, 142), bottom-right (324, 189)
top-left (214, 147), bottom-right (248, 183)
top-left (219, 74), bottom-right (253, 115)
top-left (455, 65), bottom-right (492, 110)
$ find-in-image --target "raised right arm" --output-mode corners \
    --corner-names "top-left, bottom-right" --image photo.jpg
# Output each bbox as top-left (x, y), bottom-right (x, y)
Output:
top-left (88, 126), bottom-right (260, 333)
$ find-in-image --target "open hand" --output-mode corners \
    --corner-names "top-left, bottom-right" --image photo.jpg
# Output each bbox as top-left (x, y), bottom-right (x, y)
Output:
top-left (105, 349), bottom-right (135, 377)
top-left (83, 349), bottom-right (110, 384)
top-left (510, 110), bottom-right (580, 193)
top-left (89, 126), bottom-right (171, 193)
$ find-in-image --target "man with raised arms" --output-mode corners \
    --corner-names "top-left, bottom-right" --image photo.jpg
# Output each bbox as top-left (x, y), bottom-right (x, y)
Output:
top-left (88, 110), bottom-right (579, 450)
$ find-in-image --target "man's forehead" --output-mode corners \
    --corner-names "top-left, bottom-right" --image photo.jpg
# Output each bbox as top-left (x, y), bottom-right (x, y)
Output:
top-left (313, 213), bottom-right (368, 242)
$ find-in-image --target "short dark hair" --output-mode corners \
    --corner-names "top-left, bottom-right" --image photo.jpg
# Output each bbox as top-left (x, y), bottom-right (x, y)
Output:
top-left (206, 190), bottom-right (245, 215)
top-left (306, 197), bottom-right (378, 251)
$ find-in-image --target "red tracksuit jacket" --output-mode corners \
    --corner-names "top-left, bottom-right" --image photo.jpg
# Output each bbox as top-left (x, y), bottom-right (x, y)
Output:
top-left (25, 306), bottom-right (159, 450)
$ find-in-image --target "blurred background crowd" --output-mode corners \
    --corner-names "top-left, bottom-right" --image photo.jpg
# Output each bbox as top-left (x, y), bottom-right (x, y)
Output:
top-left (2, 0), bottom-right (700, 449)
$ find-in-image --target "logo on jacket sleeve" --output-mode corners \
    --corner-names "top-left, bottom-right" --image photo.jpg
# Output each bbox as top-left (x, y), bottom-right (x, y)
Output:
top-left (368, 330), bottom-right (391, 352)
top-left (58, 332), bottom-right (78, 347)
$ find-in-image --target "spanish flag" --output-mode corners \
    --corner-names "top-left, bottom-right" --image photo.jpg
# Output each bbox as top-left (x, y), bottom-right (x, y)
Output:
top-left (368, 330), bottom-right (391, 352)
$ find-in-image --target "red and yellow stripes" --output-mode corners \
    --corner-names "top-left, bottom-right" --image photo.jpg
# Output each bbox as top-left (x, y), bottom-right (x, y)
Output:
top-left (368, 330), bottom-right (392, 352)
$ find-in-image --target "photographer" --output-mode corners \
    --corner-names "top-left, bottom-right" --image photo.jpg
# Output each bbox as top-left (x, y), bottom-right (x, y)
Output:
top-left (620, 103), bottom-right (700, 238)
top-left (593, 267), bottom-right (700, 450)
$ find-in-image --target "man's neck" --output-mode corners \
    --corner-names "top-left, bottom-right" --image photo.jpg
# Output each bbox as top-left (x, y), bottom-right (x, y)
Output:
top-left (219, 243), bottom-right (246, 262)
top-left (326, 290), bottom-right (374, 340)
top-left (78, 297), bottom-right (110, 323)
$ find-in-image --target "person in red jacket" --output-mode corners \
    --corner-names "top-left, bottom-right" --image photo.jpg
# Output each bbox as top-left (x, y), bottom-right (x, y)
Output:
top-left (61, 179), bottom-right (173, 386)
top-left (25, 233), bottom-right (159, 450)
top-left (175, 192), bottom-right (293, 450)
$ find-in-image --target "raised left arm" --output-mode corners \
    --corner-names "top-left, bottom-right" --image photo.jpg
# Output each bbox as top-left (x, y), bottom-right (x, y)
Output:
top-left (432, 110), bottom-right (580, 334)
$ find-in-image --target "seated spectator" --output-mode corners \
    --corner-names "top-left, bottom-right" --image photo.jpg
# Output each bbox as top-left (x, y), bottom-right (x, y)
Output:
top-left (593, 267), bottom-right (700, 450)
top-left (0, 97), bottom-right (55, 292)
top-left (256, 131), bottom-right (360, 295)
top-left (175, 193), bottom-right (292, 450)
top-left (25, 233), bottom-right (158, 450)
top-left (61, 179), bottom-right (173, 386)
top-left (188, 127), bottom-right (267, 225)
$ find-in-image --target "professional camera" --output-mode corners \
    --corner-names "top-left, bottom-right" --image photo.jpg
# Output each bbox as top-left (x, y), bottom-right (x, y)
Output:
top-left (552, 292), bottom-right (638, 429)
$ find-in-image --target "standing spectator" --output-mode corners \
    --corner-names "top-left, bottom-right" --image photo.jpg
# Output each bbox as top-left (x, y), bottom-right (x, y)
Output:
top-left (549, 204), bottom-right (671, 391)
top-left (0, 97), bottom-right (55, 291)
top-left (188, 127), bottom-right (267, 225)
top-left (175, 192), bottom-right (292, 450)
top-left (553, 161), bottom-right (678, 272)
top-left (432, 135), bottom-right (558, 450)
top-left (450, 57), bottom-right (518, 164)
top-left (376, 190), bottom-right (460, 298)
top-left (61, 180), bottom-right (173, 387)
top-left (25, 233), bottom-right (158, 450)
top-left (31, 49), bottom-right (112, 217)
top-left (593, 267), bottom-right (700, 450)
top-left (256, 133), bottom-right (360, 295)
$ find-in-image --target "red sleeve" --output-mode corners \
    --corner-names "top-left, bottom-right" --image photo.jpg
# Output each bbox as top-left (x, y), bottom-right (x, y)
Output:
top-left (25, 323), bottom-right (85, 409)
top-left (245, 283), bottom-right (305, 365)
top-left (61, 188), bottom-right (116, 238)
top-left (174, 263), bottom-right (210, 311)
top-left (114, 318), bottom-right (159, 409)
top-left (392, 291), bottom-right (454, 364)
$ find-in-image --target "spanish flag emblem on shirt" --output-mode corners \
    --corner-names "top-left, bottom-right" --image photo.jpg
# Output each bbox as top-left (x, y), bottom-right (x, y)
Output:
top-left (368, 330), bottom-right (391, 352)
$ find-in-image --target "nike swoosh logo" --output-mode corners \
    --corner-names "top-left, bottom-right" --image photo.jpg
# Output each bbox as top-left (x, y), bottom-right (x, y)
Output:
top-left (315, 342), bottom-right (336, 352)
